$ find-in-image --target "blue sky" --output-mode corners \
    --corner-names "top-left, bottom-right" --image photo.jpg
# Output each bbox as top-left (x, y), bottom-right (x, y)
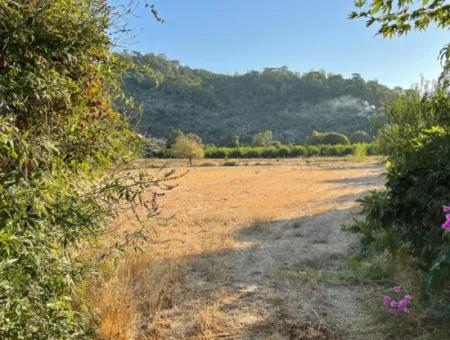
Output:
top-left (115, 0), bottom-right (449, 88)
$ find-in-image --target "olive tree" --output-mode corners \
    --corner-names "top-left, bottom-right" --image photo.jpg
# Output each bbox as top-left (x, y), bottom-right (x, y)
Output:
top-left (173, 134), bottom-right (205, 165)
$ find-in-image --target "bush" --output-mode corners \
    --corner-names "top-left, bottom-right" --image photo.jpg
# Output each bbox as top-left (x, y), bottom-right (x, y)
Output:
top-left (354, 89), bottom-right (450, 293)
top-left (290, 145), bottom-right (307, 157)
top-left (322, 132), bottom-right (351, 145)
top-left (228, 148), bottom-right (243, 158)
top-left (277, 145), bottom-right (291, 157)
top-left (320, 145), bottom-right (339, 156)
top-left (260, 146), bottom-right (278, 158)
top-left (205, 147), bottom-right (228, 158)
top-left (338, 145), bottom-right (355, 156)
top-left (350, 130), bottom-right (371, 143)
top-left (242, 147), bottom-right (261, 158)
top-left (307, 131), bottom-right (350, 145)
top-left (353, 143), bottom-right (367, 161)
top-left (306, 145), bottom-right (320, 156)
top-left (0, 1), bottom-right (159, 336)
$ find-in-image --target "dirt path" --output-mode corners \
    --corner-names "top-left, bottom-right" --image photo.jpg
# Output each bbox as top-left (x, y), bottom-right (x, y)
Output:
top-left (110, 159), bottom-right (385, 339)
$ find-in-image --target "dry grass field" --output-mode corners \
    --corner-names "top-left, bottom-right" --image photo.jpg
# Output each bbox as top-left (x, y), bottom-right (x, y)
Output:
top-left (90, 157), bottom-right (386, 339)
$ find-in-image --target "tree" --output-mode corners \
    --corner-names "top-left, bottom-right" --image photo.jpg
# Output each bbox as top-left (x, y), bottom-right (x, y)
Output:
top-left (186, 132), bottom-right (203, 144)
top-left (230, 135), bottom-right (240, 147)
top-left (306, 131), bottom-right (350, 145)
top-left (252, 130), bottom-right (273, 146)
top-left (173, 134), bottom-right (204, 165)
top-left (350, 0), bottom-right (450, 83)
top-left (306, 131), bottom-right (325, 145)
top-left (350, 130), bottom-right (371, 143)
top-left (167, 128), bottom-right (184, 147)
top-left (322, 132), bottom-right (350, 145)
top-left (349, 0), bottom-right (450, 295)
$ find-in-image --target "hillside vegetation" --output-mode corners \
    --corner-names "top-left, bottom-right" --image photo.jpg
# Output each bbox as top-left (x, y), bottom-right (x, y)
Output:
top-left (121, 52), bottom-right (397, 145)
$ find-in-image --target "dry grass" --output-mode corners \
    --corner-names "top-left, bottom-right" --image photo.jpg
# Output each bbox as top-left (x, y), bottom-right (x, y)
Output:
top-left (188, 303), bottom-right (226, 339)
top-left (88, 158), bottom-right (384, 338)
top-left (85, 254), bottom-right (186, 339)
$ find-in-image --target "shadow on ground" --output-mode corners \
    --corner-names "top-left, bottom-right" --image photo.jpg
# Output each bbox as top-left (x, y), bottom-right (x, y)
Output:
top-left (141, 189), bottom-right (383, 339)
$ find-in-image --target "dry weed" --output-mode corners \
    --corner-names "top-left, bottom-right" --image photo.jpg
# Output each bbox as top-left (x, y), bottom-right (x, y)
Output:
top-left (188, 303), bottom-right (226, 339)
top-left (86, 254), bottom-right (186, 339)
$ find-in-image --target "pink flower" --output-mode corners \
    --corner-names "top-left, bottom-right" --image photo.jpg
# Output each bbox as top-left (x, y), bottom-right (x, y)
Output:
top-left (398, 299), bottom-right (408, 310)
top-left (389, 300), bottom-right (398, 309)
top-left (392, 285), bottom-right (401, 293)
top-left (383, 295), bottom-right (392, 306)
top-left (442, 215), bottom-right (450, 231)
top-left (443, 206), bottom-right (450, 214)
top-left (404, 294), bottom-right (412, 302)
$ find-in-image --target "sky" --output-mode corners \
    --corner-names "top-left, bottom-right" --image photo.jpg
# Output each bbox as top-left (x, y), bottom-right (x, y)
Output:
top-left (114, 0), bottom-right (449, 88)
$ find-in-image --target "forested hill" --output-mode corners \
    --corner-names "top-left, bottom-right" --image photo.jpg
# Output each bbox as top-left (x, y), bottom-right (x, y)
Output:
top-left (121, 52), bottom-right (397, 145)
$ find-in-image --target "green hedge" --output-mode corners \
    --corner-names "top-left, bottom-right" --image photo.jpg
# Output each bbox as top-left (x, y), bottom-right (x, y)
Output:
top-left (152, 143), bottom-right (380, 159)
top-left (198, 143), bottom-right (379, 159)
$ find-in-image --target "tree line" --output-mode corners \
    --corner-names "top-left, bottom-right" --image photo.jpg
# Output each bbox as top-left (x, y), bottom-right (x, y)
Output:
top-left (121, 52), bottom-right (398, 145)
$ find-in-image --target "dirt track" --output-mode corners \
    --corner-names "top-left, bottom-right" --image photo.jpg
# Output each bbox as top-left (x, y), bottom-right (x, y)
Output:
top-left (108, 159), bottom-right (385, 339)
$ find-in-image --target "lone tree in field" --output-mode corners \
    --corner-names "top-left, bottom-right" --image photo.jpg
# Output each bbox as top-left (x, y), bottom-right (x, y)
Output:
top-left (173, 133), bottom-right (205, 165)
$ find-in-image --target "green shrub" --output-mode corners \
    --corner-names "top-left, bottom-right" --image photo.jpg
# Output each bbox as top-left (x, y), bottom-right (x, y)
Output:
top-left (307, 131), bottom-right (350, 145)
top-left (338, 145), bottom-right (355, 156)
top-left (352, 85), bottom-right (450, 295)
top-left (353, 143), bottom-right (367, 161)
top-left (242, 148), bottom-right (261, 158)
top-left (320, 145), bottom-right (339, 156)
top-left (260, 146), bottom-right (277, 158)
top-left (228, 148), bottom-right (243, 158)
top-left (306, 145), bottom-right (320, 156)
top-left (350, 130), bottom-right (371, 143)
top-left (322, 132), bottom-right (351, 145)
top-left (277, 145), bottom-right (291, 157)
top-left (366, 143), bottom-right (379, 155)
top-left (205, 147), bottom-right (228, 158)
top-left (290, 145), bottom-right (307, 157)
top-left (0, 2), bottom-right (159, 337)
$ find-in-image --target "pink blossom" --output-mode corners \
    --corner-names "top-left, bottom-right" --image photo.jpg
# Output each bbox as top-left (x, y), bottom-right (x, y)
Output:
top-left (442, 215), bottom-right (450, 230)
top-left (404, 294), bottom-right (412, 302)
top-left (398, 299), bottom-right (408, 310)
top-left (383, 295), bottom-right (392, 306)
top-left (392, 285), bottom-right (401, 293)
top-left (389, 300), bottom-right (398, 309)
top-left (443, 206), bottom-right (450, 214)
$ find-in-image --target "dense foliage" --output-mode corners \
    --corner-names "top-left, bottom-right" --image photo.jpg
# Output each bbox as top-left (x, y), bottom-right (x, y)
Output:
top-left (306, 131), bottom-right (351, 145)
top-left (355, 89), bottom-right (450, 291)
top-left (0, 1), bottom-right (154, 338)
top-left (172, 132), bottom-right (205, 165)
top-left (350, 0), bottom-right (450, 83)
top-left (155, 143), bottom-right (379, 159)
top-left (351, 0), bottom-right (450, 295)
top-left (121, 52), bottom-right (397, 145)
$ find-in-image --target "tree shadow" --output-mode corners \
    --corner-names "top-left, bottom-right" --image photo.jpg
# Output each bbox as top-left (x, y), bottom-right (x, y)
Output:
top-left (323, 174), bottom-right (385, 187)
top-left (143, 190), bottom-right (378, 338)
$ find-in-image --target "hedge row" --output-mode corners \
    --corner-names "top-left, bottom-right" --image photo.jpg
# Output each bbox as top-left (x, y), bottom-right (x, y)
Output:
top-left (154, 143), bottom-right (379, 159)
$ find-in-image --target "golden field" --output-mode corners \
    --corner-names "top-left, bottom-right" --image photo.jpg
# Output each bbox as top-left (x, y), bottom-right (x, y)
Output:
top-left (89, 157), bottom-right (385, 339)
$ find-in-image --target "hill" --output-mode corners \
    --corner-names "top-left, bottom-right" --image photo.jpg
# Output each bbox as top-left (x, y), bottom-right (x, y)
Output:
top-left (121, 52), bottom-right (397, 145)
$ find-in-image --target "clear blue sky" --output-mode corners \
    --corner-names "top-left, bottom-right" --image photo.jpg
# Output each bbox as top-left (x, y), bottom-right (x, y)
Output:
top-left (115, 0), bottom-right (449, 88)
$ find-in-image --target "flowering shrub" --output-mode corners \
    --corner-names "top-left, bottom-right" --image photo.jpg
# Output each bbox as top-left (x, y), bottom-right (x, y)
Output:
top-left (442, 205), bottom-right (450, 231)
top-left (383, 285), bottom-right (412, 315)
